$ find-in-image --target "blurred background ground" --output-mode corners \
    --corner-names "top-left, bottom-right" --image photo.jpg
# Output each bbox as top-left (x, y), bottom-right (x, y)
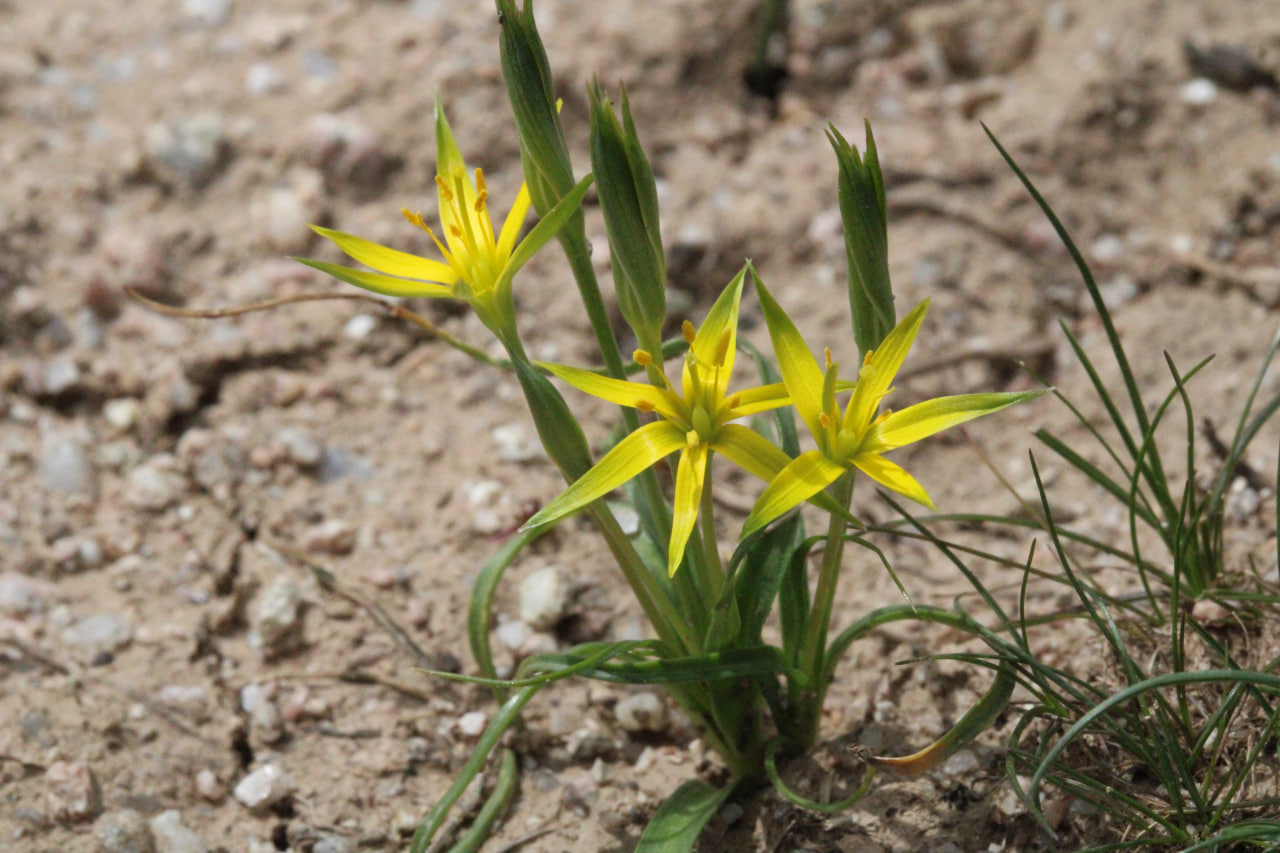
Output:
top-left (2, 1), bottom-right (1279, 851)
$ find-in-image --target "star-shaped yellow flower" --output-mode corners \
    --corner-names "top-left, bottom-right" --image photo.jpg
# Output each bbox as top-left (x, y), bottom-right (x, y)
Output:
top-left (742, 281), bottom-right (1044, 538)
top-left (522, 267), bottom-right (794, 576)
top-left (296, 102), bottom-right (591, 341)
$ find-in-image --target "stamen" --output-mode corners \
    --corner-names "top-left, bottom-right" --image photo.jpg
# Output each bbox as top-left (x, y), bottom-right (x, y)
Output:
top-left (474, 190), bottom-right (488, 214)
top-left (726, 393), bottom-right (741, 409)
top-left (824, 348), bottom-right (833, 368)
top-left (636, 399), bottom-right (656, 413)
top-left (819, 412), bottom-right (832, 429)
top-left (435, 175), bottom-right (454, 202)
top-left (474, 168), bottom-right (487, 194)
top-left (402, 209), bottom-right (427, 230)
top-left (686, 431), bottom-right (701, 449)
top-left (682, 320), bottom-right (696, 345)
top-left (634, 349), bottom-right (653, 366)
top-left (450, 224), bottom-right (464, 239)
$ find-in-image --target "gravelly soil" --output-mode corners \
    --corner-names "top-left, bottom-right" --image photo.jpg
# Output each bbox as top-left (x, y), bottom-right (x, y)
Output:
top-left (3, 1), bottom-right (1279, 851)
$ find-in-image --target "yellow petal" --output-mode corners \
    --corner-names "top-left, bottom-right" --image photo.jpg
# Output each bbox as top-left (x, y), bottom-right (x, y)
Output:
top-left (495, 182), bottom-right (533, 259)
top-left (540, 361), bottom-right (684, 420)
top-left (293, 258), bottom-right (453, 299)
top-left (728, 382), bottom-right (792, 417)
top-left (754, 274), bottom-right (826, 441)
top-left (866, 391), bottom-right (1045, 453)
top-left (846, 299), bottom-right (928, 430)
top-left (712, 423), bottom-right (794, 483)
top-left (683, 267), bottom-right (746, 401)
top-left (310, 225), bottom-right (458, 284)
top-left (522, 421), bottom-right (685, 531)
top-left (741, 450), bottom-right (847, 539)
top-left (668, 442), bottom-right (709, 576)
top-left (851, 452), bottom-right (936, 509)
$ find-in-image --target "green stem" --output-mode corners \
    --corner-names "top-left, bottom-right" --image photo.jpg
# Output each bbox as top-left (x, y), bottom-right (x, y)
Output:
top-left (590, 503), bottom-right (700, 655)
top-left (797, 470), bottom-right (855, 741)
top-left (560, 226), bottom-right (679, 589)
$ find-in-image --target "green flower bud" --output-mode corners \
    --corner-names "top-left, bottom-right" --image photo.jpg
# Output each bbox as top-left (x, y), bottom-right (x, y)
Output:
top-left (511, 357), bottom-right (593, 481)
top-left (496, 0), bottom-right (576, 217)
top-left (828, 121), bottom-right (895, 359)
top-left (589, 80), bottom-right (667, 352)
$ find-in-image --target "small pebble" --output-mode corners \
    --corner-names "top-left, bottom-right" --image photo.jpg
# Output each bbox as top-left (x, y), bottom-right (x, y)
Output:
top-left (0, 571), bottom-right (56, 616)
top-left (46, 760), bottom-right (102, 822)
top-left (302, 519), bottom-right (357, 555)
top-left (62, 612), bottom-right (133, 658)
top-left (43, 356), bottom-right (82, 396)
top-left (149, 809), bottom-right (208, 853)
top-left (38, 429), bottom-right (95, 495)
top-left (312, 837), bottom-right (354, 853)
top-left (1180, 77), bottom-right (1219, 106)
top-left (249, 575), bottom-right (305, 657)
top-left (233, 763), bottom-right (295, 810)
top-left (615, 691), bottom-right (667, 733)
top-left (519, 566), bottom-right (570, 630)
top-left (103, 398), bottom-right (141, 432)
top-left (156, 686), bottom-right (211, 723)
top-left (240, 683), bottom-right (284, 743)
top-left (342, 314), bottom-right (378, 340)
top-left (144, 113), bottom-right (229, 187)
top-left (494, 617), bottom-right (532, 651)
top-left (244, 62), bottom-right (285, 96)
top-left (194, 769), bottom-right (223, 802)
top-left (939, 748), bottom-right (980, 777)
top-left (181, 0), bottom-right (230, 27)
top-left (124, 455), bottom-right (186, 511)
top-left (97, 808), bottom-right (155, 853)
top-left (278, 428), bottom-right (324, 468)
top-left (456, 711), bottom-right (488, 739)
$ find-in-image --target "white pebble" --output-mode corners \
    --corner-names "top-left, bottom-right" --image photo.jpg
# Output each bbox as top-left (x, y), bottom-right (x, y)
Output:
top-left (343, 313), bottom-right (378, 340)
top-left (456, 711), bottom-right (488, 738)
top-left (149, 809), bottom-right (208, 853)
top-left (615, 691), bottom-right (667, 733)
top-left (493, 617), bottom-right (532, 651)
top-left (1180, 77), bottom-right (1218, 106)
top-left (519, 566), bottom-right (570, 630)
top-left (195, 769), bottom-right (223, 802)
top-left (233, 763), bottom-right (294, 810)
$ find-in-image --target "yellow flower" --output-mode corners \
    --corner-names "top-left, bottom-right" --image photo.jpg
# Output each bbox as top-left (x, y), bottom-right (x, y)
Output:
top-left (522, 267), bottom-right (794, 576)
top-left (296, 102), bottom-right (591, 340)
top-left (742, 282), bottom-right (1044, 538)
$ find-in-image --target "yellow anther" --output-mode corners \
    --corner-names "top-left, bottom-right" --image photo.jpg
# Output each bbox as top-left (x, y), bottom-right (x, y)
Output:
top-left (633, 349), bottom-right (653, 366)
top-left (474, 168), bottom-right (487, 194)
top-left (713, 328), bottom-right (732, 367)
top-left (819, 412), bottom-right (832, 429)
top-left (474, 190), bottom-right (488, 213)
top-left (824, 348), bottom-right (833, 368)
top-left (636, 399), bottom-right (656, 413)
top-left (859, 362), bottom-right (875, 381)
top-left (435, 175), bottom-right (454, 202)
top-left (686, 431), bottom-right (701, 449)
top-left (450, 224), bottom-right (464, 239)
top-left (401, 208), bottom-right (427, 230)
top-left (726, 393), bottom-right (741, 409)
top-left (682, 320), bottom-right (696, 345)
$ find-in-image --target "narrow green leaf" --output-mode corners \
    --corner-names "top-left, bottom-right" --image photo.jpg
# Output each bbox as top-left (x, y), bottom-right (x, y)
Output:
top-left (468, 527), bottom-right (548, 704)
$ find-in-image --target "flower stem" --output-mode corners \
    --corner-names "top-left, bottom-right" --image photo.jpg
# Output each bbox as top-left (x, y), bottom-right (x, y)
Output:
top-left (797, 469), bottom-right (855, 742)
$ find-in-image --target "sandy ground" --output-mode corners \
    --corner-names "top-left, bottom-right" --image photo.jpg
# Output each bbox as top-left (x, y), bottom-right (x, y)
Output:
top-left (3, 1), bottom-right (1280, 851)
